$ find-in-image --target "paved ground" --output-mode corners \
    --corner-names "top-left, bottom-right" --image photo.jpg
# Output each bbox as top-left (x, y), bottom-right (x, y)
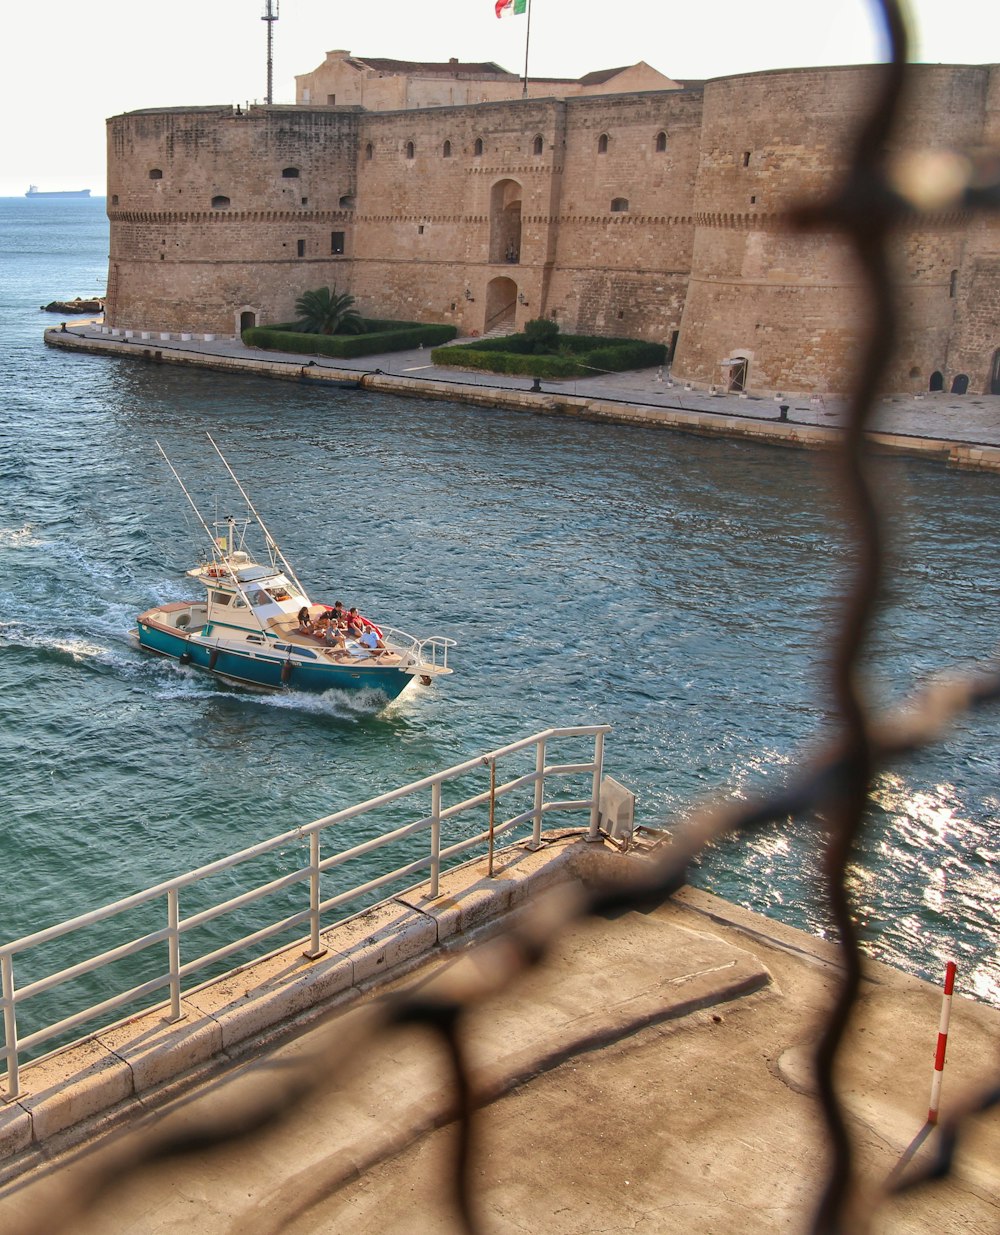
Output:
top-left (1, 881), bottom-right (996, 1235)
top-left (47, 322), bottom-right (1000, 450)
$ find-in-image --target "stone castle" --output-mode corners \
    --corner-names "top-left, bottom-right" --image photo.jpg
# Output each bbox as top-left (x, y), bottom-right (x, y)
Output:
top-left (105, 53), bottom-right (1000, 395)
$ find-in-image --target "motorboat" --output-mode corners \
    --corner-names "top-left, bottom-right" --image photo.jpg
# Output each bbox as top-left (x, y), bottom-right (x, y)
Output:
top-left (133, 437), bottom-right (454, 698)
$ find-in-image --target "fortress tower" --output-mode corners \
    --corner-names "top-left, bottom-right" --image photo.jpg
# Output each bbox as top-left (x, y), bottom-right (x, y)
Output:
top-left (673, 64), bottom-right (1000, 396)
top-left (106, 106), bottom-right (359, 337)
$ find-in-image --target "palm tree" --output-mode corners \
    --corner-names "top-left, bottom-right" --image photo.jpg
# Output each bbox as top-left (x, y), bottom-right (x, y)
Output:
top-left (293, 286), bottom-right (364, 335)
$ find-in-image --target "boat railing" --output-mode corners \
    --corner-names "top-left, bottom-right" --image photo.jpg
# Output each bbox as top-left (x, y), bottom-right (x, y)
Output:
top-left (0, 725), bottom-right (609, 1100)
top-left (381, 625), bottom-right (456, 673)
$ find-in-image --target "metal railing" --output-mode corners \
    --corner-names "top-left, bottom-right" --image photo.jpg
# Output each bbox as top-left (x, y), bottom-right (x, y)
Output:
top-left (380, 624), bottom-right (457, 673)
top-left (0, 725), bottom-right (607, 1102)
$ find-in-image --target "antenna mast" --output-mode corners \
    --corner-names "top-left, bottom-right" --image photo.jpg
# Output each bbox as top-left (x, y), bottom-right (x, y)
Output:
top-left (262, 0), bottom-right (279, 105)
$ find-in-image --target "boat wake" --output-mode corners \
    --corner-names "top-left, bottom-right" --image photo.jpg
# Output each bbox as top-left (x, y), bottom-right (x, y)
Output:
top-left (0, 621), bottom-right (115, 666)
top-left (258, 685), bottom-right (394, 717)
top-left (0, 523), bottom-right (46, 549)
top-left (149, 663), bottom-right (394, 717)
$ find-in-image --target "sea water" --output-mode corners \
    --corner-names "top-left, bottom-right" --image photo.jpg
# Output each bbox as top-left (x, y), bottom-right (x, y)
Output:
top-left (0, 196), bottom-right (996, 1013)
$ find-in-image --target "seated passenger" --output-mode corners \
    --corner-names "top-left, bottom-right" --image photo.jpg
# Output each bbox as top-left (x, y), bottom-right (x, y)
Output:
top-left (345, 606), bottom-right (365, 638)
top-left (359, 627), bottom-right (387, 656)
top-left (296, 606), bottom-right (313, 634)
top-left (312, 612), bottom-right (332, 640)
top-left (324, 625), bottom-right (347, 651)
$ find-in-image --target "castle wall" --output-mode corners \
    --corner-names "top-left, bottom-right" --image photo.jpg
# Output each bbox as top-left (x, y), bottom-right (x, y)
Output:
top-left (104, 63), bottom-right (1000, 393)
top-left (348, 92), bottom-right (699, 339)
top-left (673, 64), bottom-right (1000, 394)
top-left (349, 99), bottom-right (567, 334)
top-left (543, 91), bottom-right (700, 342)
top-left (106, 107), bottom-right (359, 333)
top-left (943, 66), bottom-right (1000, 391)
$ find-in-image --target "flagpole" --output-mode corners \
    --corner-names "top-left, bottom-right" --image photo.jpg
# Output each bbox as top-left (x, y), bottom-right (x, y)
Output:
top-left (522, 0), bottom-right (532, 98)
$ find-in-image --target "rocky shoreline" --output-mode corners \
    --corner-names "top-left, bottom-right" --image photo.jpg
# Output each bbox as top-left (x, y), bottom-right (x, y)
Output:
top-left (41, 297), bottom-right (104, 314)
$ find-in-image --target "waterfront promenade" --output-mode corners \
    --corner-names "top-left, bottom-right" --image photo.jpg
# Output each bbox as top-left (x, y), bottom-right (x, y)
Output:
top-left (45, 322), bottom-right (1000, 472)
top-left (0, 837), bottom-right (996, 1235)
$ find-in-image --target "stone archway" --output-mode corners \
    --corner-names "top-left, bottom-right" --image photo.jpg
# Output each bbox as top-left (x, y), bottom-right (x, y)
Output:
top-left (951, 373), bottom-right (969, 394)
top-left (238, 308), bottom-right (258, 335)
top-left (929, 370), bottom-right (944, 392)
top-left (485, 277), bottom-right (517, 334)
top-left (490, 179), bottom-right (522, 265)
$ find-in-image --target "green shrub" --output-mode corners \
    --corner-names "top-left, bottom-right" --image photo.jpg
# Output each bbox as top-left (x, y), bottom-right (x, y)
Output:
top-left (430, 332), bottom-right (666, 379)
top-left (524, 317), bottom-right (560, 353)
top-left (583, 341), bottom-right (667, 373)
top-left (430, 345), bottom-right (583, 378)
top-left (243, 320), bottom-right (457, 357)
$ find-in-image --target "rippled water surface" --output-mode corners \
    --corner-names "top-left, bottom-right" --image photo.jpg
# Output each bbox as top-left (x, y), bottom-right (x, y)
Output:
top-left (1, 196), bottom-right (997, 1010)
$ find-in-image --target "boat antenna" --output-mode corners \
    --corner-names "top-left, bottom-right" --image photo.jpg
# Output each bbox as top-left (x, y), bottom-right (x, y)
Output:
top-left (206, 433), bottom-right (308, 595)
top-left (155, 441), bottom-right (225, 558)
top-left (156, 441), bottom-right (274, 638)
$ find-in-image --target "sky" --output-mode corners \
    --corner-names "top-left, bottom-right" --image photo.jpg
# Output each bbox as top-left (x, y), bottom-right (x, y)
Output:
top-left (2, 0), bottom-right (998, 197)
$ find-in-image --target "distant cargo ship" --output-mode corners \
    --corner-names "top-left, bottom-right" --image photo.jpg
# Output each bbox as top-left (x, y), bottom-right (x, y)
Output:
top-left (25, 185), bottom-right (91, 198)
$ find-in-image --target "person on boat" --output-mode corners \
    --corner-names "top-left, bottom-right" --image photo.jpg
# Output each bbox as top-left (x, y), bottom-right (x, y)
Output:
top-left (345, 607), bottom-right (365, 638)
top-left (313, 612), bottom-right (332, 640)
top-left (324, 624), bottom-right (347, 651)
top-left (296, 607), bottom-right (313, 634)
top-left (329, 600), bottom-right (346, 623)
top-left (359, 627), bottom-right (387, 656)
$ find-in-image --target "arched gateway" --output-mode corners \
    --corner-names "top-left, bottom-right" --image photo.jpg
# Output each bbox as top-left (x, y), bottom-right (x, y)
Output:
top-left (485, 277), bottom-right (517, 334)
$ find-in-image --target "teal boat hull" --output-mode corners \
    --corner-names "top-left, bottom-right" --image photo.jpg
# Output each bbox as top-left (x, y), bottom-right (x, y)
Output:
top-left (135, 619), bottom-right (414, 699)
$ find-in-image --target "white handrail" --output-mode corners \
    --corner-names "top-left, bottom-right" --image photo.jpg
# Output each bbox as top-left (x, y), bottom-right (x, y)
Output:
top-left (1, 725), bottom-right (610, 1099)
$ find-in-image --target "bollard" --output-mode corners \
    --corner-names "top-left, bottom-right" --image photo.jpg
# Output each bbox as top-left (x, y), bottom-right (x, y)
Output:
top-left (531, 377), bottom-right (542, 393)
top-left (779, 404), bottom-right (789, 421)
top-left (928, 960), bottom-right (957, 1124)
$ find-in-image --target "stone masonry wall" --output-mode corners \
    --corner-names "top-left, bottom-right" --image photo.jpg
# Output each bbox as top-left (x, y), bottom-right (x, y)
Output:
top-left (104, 64), bottom-right (1000, 392)
top-left (673, 64), bottom-right (1000, 394)
top-left (106, 107), bottom-right (360, 332)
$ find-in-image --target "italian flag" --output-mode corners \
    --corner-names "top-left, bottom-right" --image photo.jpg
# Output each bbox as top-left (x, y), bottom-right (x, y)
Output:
top-left (495, 0), bottom-right (526, 16)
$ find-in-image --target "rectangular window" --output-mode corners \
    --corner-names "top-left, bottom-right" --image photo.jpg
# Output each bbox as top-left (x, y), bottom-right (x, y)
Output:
top-left (297, 239), bottom-right (306, 257)
top-left (331, 231), bottom-right (345, 255)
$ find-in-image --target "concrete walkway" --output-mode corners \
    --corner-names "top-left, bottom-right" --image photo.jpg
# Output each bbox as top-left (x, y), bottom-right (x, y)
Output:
top-left (1, 866), bottom-right (995, 1235)
top-left (44, 322), bottom-right (1000, 470)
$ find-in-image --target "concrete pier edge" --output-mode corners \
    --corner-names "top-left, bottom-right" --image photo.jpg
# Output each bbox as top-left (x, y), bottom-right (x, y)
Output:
top-left (0, 836), bottom-right (640, 1177)
top-left (1, 820), bottom-right (997, 1205)
top-left (43, 327), bottom-right (1000, 473)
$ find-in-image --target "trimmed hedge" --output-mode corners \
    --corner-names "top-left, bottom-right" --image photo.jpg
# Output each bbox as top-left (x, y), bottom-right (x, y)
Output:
top-left (430, 332), bottom-right (666, 378)
top-left (242, 319), bottom-right (457, 358)
top-left (428, 348), bottom-right (584, 379)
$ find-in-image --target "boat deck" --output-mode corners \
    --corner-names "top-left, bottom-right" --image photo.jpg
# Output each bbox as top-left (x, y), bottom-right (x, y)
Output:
top-left (267, 615), bottom-right (403, 666)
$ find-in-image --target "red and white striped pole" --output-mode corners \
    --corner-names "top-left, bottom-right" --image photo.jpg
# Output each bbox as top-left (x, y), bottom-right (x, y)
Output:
top-left (927, 960), bottom-right (957, 1125)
